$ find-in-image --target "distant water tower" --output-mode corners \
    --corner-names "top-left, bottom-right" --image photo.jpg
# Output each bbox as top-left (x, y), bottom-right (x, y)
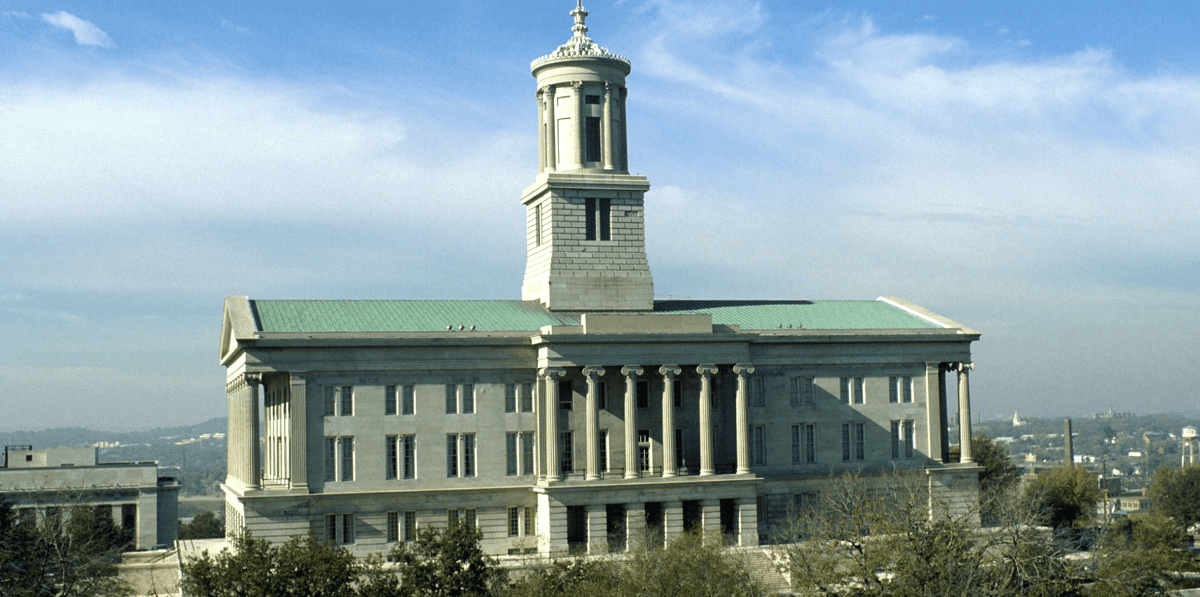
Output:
top-left (1183, 426), bottom-right (1197, 466)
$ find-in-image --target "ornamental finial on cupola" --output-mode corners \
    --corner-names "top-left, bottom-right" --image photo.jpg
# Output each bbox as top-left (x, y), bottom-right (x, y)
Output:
top-left (531, 1), bottom-right (630, 68)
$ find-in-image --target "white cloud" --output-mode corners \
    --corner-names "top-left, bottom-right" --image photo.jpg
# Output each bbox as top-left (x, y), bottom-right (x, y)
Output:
top-left (220, 19), bottom-right (250, 36)
top-left (41, 11), bottom-right (112, 47)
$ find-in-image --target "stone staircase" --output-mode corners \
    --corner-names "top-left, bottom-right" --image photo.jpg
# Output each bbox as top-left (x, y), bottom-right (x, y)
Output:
top-left (738, 548), bottom-right (793, 595)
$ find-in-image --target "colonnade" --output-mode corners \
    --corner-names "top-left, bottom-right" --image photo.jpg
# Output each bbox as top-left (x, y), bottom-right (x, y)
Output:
top-left (539, 363), bottom-right (758, 482)
top-left (537, 81), bottom-right (628, 173)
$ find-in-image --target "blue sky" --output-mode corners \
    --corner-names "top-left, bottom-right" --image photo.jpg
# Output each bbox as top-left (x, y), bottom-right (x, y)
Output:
top-left (2, 1), bottom-right (1198, 430)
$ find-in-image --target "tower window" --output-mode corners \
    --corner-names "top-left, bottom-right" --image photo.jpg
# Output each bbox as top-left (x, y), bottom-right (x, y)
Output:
top-left (585, 117), bottom-right (601, 163)
top-left (585, 95), bottom-right (600, 104)
top-left (584, 198), bottom-right (611, 241)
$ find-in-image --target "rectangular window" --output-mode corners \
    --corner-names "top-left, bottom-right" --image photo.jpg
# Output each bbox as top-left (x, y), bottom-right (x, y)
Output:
top-left (326, 513), bottom-right (337, 543)
top-left (448, 509), bottom-right (459, 526)
top-left (466, 509), bottom-right (476, 529)
top-left (324, 387), bottom-right (336, 416)
top-left (534, 203), bottom-right (543, 247)
top-left (751, 376), bottom-right (765, 407)
top-left (791, 425), bottom-right (801, 464)
top-left (904, 420), bottom-right (915, 458)
top-left (560, 431), bottom-right (574, 474)
top-left (339, 437), bottom-right (354, 481)
top-left (520, 382), bottom-right (534, 412)
top-left (509, 507), bottom-right (520, 536)
top-left (638, 429), bottom-right (651, 473)
top-left (385, 385), bottom-right (397, 415)
top-left (342, 513), bottom-right (355, 544)
top-left (402, 384), bottom-right (415, 415)
top-left (636, 380), bottom-right (649, 409)
top-left (387, 436), bottom-right (398, 480)
top-left (600, 430), bottom-right (609, 473)
top-left (505, 384), bottom-right (517, 413)
top-left (507, 432), bottom-right (518, 476)
top-left (447, 435), bottom-right (459, 477)
top-left (462, 384), bottom-right (474, 414)
top-left (387, 511), bottom-right (399, 543)
top-left (901, 376), bottom-right (913, 403)
top-left (891, 421), bottom-right (901, 459)
top-left (802, 377), bottom-right (815, 406)
top-left (446, 384), bottom-right (457, 414)
top-left (121, 504), bottom-right (136, 530)
top-left (673, 379), bottom-right (683, 408)
top-left (790, 378), bottom-right (800, 406)
top-left (841, 377), bottom-right (865, 404)
top-left (463, 434), bottom-right (476, 477)
top-left (524, 506), bottom-right (535, 536)
top-left (841, 423), bottom-right (852, 462)
top-left (521, 431), bottom-right (535, 475)
top-left (585, 94), bottom-right (601, 104)
top-left (855, 422), bottom-right (865, 460)
top-left (558, 380), bottom-right (573, 410)
top-left (584, 198), bottom-right (611, 241)
top-left (585, 117), bottom-right (601, 162)
top-left (340, 385), bottom-right (353, 416)
top-left (324, 437), bottom-right (336, 482)
top-left (804, 424), bottom-right (816, 463)
top-left (752, 425), bottom-right (765, 465)
top-left (889, 377), bottom-right (899, 404)
top-left (598, 381), bottom-right (608, 410)
top-left (401, 435), bottom-right (415, 479)
top-left (404, 511), bottom-right (416, 542)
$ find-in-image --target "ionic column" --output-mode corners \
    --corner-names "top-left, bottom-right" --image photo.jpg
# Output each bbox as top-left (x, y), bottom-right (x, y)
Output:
top-left (696, 365), bottom-right (718, 476)
top-left (584, 366), bottom-right (606, 481)
top-left (622, 366), bottom-right (643, 479)
top-left (956, 363), bottom-right (975, 463)
top-left (245, 373), bottom-right (262, 489)
top-left (537, 88), bottom-right (547, 173)
top-left (659, 365), bottom-right (682, 477)
top-left (545, 86), bottom-right (557, 172)
top-left (602, 82), bottom-right (615, 170)
top-left (572, 81), bottom-right (585, 168)
top-left (542, 368), bottom-right (566, 481)
top-left (733, 364), bottom-right (755, 475)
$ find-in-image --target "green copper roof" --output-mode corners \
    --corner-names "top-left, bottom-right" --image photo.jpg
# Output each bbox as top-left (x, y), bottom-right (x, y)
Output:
top-left (249, 299), bottom-right (942, 333)
top-left (251, 300), bottom-right (579, 333)
top-left (653, 300), bottom-right (941, 330)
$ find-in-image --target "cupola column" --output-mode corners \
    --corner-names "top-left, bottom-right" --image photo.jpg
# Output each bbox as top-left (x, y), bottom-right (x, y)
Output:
top-left (537, 88), bottom-right (547, 173)
top-left (572, 81), bottom-right (585, 168)
top-left (545, 86), bottom-right (557, 172)
top-left (602, 83), bottom-right (615, 170)
top-left (618, 87), bottom-right (629, 170)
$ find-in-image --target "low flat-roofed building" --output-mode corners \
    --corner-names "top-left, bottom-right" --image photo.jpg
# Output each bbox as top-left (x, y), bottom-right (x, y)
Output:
top-left (1, 445), bottom-right (180, 550)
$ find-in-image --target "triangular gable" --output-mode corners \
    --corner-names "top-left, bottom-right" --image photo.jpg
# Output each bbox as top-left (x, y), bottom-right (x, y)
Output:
top-left (220, 296), bottom-right (257, 365)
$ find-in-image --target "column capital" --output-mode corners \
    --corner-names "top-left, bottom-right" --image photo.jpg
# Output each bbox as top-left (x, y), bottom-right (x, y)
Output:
top-left (571, 80), bottom-right (584, 90)
top-left (545, 85), bottom-right (557, 98)
top-left (582, 366), bottom-right (607, 378)
top-left (540, 367), bottom-right (567, 380)
top-left (244, 372), bottom-right (262, 386)
top-left (696, 364), bottom-right (719, 377)
top-left (733, 363), bottom-right (755, 376)
top-left (948, 362), bottom-right (974, 372)
top-left (658, 364), bottom-right (682, 378)
top-left (620, 365), bottom-right (643, 377)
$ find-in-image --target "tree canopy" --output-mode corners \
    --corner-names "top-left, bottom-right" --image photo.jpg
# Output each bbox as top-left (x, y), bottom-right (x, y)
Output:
top-left (1147, 465), bottom-right (1200, 530)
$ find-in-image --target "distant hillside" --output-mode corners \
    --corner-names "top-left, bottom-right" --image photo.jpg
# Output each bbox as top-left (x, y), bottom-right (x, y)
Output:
top-left (0, 417), bottom-right (227, 450)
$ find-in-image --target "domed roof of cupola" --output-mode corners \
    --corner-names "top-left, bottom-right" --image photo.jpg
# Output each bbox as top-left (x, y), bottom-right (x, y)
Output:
top-left (531, 1), bottom-right (630, 70)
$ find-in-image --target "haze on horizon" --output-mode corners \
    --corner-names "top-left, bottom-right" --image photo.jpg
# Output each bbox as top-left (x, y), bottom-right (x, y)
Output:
top-left (2, 1), bottom-right (1198, 432)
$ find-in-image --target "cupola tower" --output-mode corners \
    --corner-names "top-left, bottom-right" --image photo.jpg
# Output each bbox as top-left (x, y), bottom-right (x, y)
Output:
top-left (520, 2), bottom-right (654, 311)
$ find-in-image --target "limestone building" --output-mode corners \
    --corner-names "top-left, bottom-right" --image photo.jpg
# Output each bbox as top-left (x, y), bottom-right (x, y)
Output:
top-left (218, 2), bottom-right (981, 557)
top-left (0, 445), bottom-right (180, 550)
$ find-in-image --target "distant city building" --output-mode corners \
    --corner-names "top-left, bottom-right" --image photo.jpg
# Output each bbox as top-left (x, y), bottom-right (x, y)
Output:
top-left (0, 445), bottom-right (179, 550)
top-left (218, 3), bottom-right (983, 557)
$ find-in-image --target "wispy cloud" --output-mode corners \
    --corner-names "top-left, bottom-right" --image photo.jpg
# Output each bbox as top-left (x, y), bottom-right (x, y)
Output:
top-left (220, 19), bottom-right (250, 36)
top-left (41, 11), bottom-right (112, 47)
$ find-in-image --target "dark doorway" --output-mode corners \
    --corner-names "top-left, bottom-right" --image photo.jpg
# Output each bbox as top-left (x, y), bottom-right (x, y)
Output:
top-left (606, 504), bottom-right (626, 551)
top-left (644, 501), bottom-right (663, 544)
top-left (567, 506), bottom-right (587, 554)
top-left (720, 499), bottom-right (737, 545)
top-left (682, 500), bottom-right (700, 533)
